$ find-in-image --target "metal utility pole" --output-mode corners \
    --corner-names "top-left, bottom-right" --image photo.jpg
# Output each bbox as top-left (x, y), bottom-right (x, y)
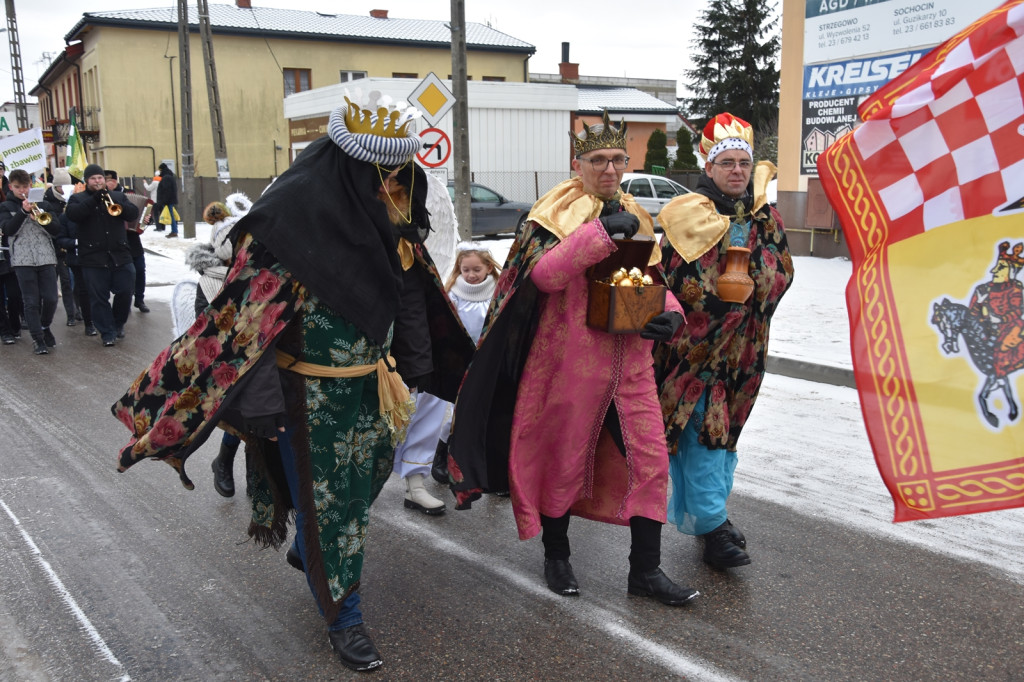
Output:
top-left (197, 0), bottom-right (229, 195)
top-left (177, 0), bottom-right (196, 238)
top-left (4, 0), bottom-right (29, 130)
top-left (450, 0), bottom-right (472, 241)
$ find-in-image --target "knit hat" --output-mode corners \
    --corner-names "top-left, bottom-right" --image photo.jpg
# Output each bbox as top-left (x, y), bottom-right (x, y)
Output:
top-left (83, 163), bottom-right (105, 180)
top-left (52, 167), bottom-right (72, 187)
top-left (699, 113), bottom-right (754, 164)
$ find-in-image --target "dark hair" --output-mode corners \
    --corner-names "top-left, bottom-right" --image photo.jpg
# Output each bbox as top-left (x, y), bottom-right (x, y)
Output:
top-left (104, 170), bottom-right (118, 180)
top-left (8, 169), bottom-right (30, 184)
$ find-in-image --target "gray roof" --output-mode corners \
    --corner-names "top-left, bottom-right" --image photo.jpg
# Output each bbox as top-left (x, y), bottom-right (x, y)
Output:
top-left (577, 87), bottom-right (679, 115)
top-left (65, 4), bottom-right (534, 53)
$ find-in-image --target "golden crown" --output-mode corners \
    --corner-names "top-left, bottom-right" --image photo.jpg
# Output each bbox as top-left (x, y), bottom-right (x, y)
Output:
top-left (343, 95), bottom-right (415, 139)
top-left (571, 110), bottom-right (628, 156)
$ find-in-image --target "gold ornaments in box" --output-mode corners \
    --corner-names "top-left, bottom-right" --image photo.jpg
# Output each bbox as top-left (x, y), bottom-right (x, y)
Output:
top-left (608, 267), bottom-right (654, 288)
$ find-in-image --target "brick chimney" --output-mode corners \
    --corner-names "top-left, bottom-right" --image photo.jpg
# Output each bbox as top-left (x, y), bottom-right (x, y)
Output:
top-left (235, 0), bottom-right (251, 7)
top-left (558, 42), bottom-right (579, 83)
top-left (370, 9), bottom-right (389, 18)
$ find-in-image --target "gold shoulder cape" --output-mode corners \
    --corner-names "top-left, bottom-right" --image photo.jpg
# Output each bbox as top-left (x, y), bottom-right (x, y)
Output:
top-left (527, 177), bottom-right (661, 266)
top-left (659, 160), bottom-right (777, 263)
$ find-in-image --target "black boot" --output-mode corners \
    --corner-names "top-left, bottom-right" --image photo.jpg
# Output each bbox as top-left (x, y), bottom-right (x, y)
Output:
top-left (211, 440), bottom-right (239, 497)
top-left (701, 521), bottom-right (751, 568)
top-left (725, 519), bottom-right (746, 548)
top-left (627, 568), bottom-right (700, 605)
top-left (430, 438), bottom-right (449, 484)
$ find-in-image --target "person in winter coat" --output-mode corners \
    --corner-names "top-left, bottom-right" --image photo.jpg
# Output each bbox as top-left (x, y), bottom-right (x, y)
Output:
top-left (64, 163), bottom-right (139, 346)
top-left (105, 170), bottom-right (150, 312)
top-left (0, 169), bottom-right (61, 354)
top-left (186, 194), bottom-right (252, 497)
top-left (155, 162), bottom-right (179, 237)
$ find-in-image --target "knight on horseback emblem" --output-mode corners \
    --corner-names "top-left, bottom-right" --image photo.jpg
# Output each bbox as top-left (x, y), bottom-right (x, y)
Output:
top-left (932, 240), bottom-right (1024, 429)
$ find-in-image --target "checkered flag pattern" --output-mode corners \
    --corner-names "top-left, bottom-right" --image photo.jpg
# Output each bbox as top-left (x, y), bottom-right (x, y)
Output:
top-left (850, 2), bottom-right (1024, 238)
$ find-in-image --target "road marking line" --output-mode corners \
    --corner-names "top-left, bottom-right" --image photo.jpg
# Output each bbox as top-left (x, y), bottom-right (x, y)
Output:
top-left (384, 513), bottom-right (741, 682)
top-left (0, 498), bottom-right (131, 682)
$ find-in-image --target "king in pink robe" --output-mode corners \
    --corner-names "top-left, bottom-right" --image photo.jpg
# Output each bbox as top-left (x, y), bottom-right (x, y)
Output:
top-left (508, 219), bottom-right (683, 539)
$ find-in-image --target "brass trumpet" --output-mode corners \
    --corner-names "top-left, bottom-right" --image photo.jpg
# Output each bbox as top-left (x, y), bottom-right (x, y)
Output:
top-left (30, 204), bottom-right (53, 226)
top-left (100, 191), bottom-right (122, 217)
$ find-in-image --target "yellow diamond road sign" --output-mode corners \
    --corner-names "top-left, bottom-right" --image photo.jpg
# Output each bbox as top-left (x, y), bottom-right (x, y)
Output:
top-left (410, 72), bottom-right (455, 127)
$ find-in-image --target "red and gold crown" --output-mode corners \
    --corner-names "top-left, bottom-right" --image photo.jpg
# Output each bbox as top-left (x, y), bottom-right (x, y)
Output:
top-left (996, 241), bottom-right (1024, 274)
top-left (699, 112), bottom-right (754, 158)
top-left (571, 110), bottom-right (628, 156)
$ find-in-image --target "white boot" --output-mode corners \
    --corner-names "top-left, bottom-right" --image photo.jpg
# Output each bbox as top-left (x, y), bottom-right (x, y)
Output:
top-left (404, 473), bottom-right (446, 515)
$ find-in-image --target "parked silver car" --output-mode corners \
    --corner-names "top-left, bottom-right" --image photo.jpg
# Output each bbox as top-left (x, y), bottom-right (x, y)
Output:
top-left (619, 173), bottom-right (691, 218)
top-left (446, 182), bottom-right (532, 236)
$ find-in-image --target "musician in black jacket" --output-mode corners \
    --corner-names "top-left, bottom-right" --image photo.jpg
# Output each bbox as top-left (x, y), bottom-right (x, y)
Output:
top-left (65, 164), bottom-right (139, 346)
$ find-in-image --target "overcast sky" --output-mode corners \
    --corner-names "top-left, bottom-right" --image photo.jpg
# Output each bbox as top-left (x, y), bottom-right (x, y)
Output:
top-left (2, 0), bottom-right (726, 107)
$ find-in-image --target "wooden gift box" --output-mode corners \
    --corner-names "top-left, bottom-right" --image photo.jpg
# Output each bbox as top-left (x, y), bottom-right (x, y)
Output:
top-left (586, 236), bottom-right (665, 334)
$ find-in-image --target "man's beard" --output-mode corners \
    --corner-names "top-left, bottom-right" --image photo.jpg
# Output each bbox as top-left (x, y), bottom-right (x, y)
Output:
top-left (379, 186), bottom-right (411, 225)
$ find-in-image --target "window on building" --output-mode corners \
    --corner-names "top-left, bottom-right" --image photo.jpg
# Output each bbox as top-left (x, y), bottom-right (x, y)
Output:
top-left (392, 72), bottom-right (418, 79)
top-left (448, 75), bottom-right (473, 80)
top-left (284, 68), bottom-right (311, 96)
top-left (340, 70), bottom-right (368, 83)
top-left (481, 76), bottom-right (505, 82)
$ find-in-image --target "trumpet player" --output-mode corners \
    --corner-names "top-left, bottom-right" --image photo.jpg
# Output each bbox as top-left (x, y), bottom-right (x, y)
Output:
top-left (0, 169), bottom-right (61, 355)
top-left (65, 163), bottom-right (139, 347)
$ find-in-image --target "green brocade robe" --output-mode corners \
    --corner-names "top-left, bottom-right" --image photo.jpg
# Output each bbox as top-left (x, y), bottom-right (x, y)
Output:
top-left (261, 296), bottom-right (399, 607)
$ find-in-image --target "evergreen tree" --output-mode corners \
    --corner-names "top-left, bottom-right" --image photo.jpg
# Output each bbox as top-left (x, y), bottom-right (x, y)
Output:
top-left (685, 0), bottom-right (780, 133)
top-left (673, 127), bottom-right (699, 170)
top-left (644, 129), bottom-right (669, 173)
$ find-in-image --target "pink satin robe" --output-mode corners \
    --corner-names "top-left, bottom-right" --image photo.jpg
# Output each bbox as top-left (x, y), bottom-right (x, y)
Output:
top-left (509, 219), bottom-right (683, 540)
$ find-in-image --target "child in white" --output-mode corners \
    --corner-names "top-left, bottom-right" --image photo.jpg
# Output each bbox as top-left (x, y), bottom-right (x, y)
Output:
top-left (428, 243), bottom-right (502, 484)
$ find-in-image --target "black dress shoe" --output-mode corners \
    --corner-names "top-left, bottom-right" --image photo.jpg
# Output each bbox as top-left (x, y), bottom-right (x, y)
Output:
top-left (701, 522), bottom-right (751, 569)
top-left (116, 327), bottom-right (125, 339)
top-left (544, 559), bottom-right (579, 596)
top-left (84, 324), bottom-right (98, 336)
top-left (328, 624), bottom-right (383, 672)
top-left (135, 302), bottom-right (150, 313)
top-left (32, 339), bottom-right (49, 355)
top-left (285, 544), bottom-right (304, 572)
top-left (627, 567), bottom-right (699, 606)
top-left (66, 318), bottom-right (77, 327)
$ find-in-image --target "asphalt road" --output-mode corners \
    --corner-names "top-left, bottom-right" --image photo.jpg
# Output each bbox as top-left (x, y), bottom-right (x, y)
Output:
top-left (0, 297), bottom-right (1021, 681)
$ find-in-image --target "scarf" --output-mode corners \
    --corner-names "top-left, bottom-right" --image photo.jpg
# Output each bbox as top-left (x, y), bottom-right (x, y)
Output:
top-left (450, 275), bottom-right (496, 302)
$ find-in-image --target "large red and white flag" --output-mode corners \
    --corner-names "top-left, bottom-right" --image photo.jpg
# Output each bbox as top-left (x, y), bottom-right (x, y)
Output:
top-left (818, 1), bottom-right (1024, 521)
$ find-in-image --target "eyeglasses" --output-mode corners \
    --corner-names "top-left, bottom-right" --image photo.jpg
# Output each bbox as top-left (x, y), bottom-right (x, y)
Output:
top-left (577, 155), bottom-right (630, 171)
top-left (712, 159), bottom-right (753, 170)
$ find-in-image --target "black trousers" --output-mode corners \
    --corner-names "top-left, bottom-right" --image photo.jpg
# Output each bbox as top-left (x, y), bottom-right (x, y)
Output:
top-left (540, 513), bottom-right (662, 572)
top-left (14, 265), bottom-right (58, 340)
top-left (82, 262), bottom-right (135, 341)
top-left (69, 265), bottom-right (92, 326)
top-left (0, 269), bottom-right (23, 336)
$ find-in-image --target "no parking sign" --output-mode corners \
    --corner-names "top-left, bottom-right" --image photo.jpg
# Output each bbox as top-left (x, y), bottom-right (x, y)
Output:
top-left (417, 127), bottom-right (451, 168)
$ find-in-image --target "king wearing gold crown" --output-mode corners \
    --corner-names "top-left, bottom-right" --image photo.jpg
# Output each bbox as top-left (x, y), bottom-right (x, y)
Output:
top-left (652, 112), bottom-right (793, 571)
top-left (448, 110), bottom-right (700, 607)
top-left (110, 93), bottom-right (473, 672)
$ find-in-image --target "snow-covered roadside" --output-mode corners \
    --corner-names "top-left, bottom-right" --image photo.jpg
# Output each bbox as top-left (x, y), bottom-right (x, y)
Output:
top-left (740, 373), bottom-right (1024, 584)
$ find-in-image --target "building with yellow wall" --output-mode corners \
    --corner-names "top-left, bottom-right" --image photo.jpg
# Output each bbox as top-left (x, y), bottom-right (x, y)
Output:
top-left (31, 3), bottom-right (533, 179)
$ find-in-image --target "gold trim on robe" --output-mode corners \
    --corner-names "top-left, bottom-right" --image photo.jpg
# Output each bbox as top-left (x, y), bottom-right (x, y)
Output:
top-left (660, 160), bottom-right (777, 263)
top-left (527, 176), bottom-right (661, 266)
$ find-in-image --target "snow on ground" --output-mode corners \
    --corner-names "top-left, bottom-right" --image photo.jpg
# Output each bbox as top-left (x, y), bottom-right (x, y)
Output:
top-left (138, 228), bottom-right (1024, 584)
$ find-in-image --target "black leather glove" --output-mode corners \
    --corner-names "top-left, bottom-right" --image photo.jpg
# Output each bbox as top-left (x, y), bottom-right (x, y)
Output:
top-left (599, 211), bottom-right (639, 239)
top-left (640, 311), bottom-right (683, 341)
top-left (243, 413), bottom-right (287, 439)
